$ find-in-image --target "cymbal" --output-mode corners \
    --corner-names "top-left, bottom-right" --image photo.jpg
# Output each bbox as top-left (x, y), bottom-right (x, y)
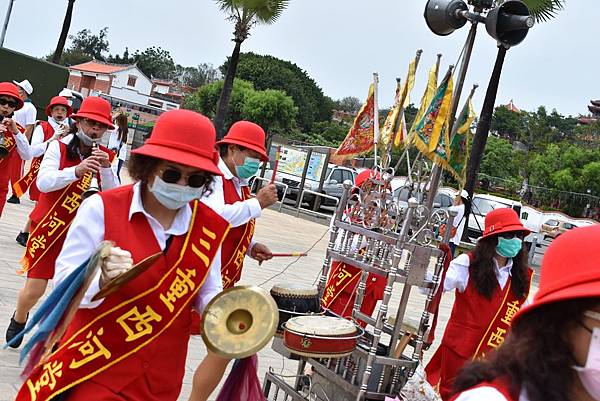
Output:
top-left (202, 286), bottom-right (278, 359)
top-left (91, 252), bottom-right (162, 301)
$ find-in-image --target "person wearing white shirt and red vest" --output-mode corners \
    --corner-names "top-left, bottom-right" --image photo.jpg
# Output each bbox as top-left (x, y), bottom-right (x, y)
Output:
top-left (188, 120), bottom-right (278, 401)
top-left (14, 109), bottom-right (230, 401)
top-left (450, 225), bottom-right (600, 401)
top-left (13, 96), bottom-right (73, 247)
top-left (0, 82), bottom-right (28, 217)
top-left (425, 208), bottom-right (533, 400)
top-left (7, 79), bottom-right (37, 205)
top-left (6, 96), bottom-right (118, 348)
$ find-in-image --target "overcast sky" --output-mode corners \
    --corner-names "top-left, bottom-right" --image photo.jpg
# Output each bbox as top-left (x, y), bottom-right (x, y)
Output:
top-left (3, 0), bottom-right (597, 116)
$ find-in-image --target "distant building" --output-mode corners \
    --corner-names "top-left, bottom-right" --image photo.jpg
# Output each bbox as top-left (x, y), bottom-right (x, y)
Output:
top-left (66, 60), bottom-right (181, 111)
top-left (578, 100), bottom-right (600, 125)
top-left (505, 99), bottom-right (521, 113)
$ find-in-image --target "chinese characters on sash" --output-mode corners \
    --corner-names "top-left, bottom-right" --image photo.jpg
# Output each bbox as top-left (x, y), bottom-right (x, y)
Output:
top-left (321, 261), bottom-right (362, 308)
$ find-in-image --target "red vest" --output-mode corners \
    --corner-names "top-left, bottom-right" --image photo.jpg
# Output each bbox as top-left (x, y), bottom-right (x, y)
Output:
top-left (28, 121), bottom-right (55, 201)
top-left (440, 256), bottom-right (531, 360)
top-left (220, 178), bottom-right (255, 289)
top-left (62, 185), bottom-right (193, 397)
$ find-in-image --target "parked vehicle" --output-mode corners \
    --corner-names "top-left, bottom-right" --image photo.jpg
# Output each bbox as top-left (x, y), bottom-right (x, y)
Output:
top-left (467, 194), bottom-right (522, 242)
top-left (261, 164), bottom-right (357, 207)
top-left (540, 219), bottom-right (577, 240)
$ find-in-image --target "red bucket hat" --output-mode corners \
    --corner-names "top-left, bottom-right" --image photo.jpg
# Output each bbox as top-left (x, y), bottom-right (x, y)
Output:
top-left (0, 82), bottom-right (24, 110)
top-left (480, 208), bottom-right (530, 239)
top-left (131, 109), bottom-right (221, 175)
top-left (513, 224), bottom-right (600, 323)
top-left (71, 97), bottom-right (114, 129)
top-left (217, 121), bottom-right (268, 162)
top-left (45, 96), bottom-right (73, 117)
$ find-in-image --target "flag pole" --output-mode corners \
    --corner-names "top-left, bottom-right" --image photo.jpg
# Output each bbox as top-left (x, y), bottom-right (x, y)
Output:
top-left (372, 72), bottom-right (380, 168)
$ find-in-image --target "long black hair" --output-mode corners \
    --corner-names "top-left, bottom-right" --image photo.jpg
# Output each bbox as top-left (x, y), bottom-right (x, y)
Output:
top-left (453, 298), bottom-right (599, 401)
top-left (469, 234), bottom-right (530, 300)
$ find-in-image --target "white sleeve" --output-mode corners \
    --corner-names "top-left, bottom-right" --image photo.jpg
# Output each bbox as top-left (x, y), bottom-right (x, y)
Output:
top-left (54, 194), bottom-right (106, 309)
top-left (453, 386), bottom-right (510, 401)
top-left (99, 162), bottom-right (120, 191)
top-left (36, 140), bottom-right (78, 192)
top-left (194, 246), bottom-right (224, 313)
top-left (443, 253), bottom-right (470, 293)
top-left (13, 131), bottom-right (32, 160)
top-left (28, 124), bottom-right (50, 158)
top-left (201, 177), bottom-right (262, 227)
top-left (25, 104), bottom-right (37, 126)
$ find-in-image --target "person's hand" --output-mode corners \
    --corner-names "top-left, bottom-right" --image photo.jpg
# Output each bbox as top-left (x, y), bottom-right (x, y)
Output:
top-left (75, 157), bottom-right (101, 178)
top-left (250, 243), bottom-right (273, 265)
top-left (256, 184), bottom-right (278, 209)
top-left (99, 247), bottom-right (133, 288)
top-left (92, 148), bottom-right (111, 168)
top-left (2, 118), bottom-right (19, 134)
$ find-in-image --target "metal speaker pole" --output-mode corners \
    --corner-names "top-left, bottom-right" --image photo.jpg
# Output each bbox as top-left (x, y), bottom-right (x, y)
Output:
top-left (485, 0), bottom-right (534, 48)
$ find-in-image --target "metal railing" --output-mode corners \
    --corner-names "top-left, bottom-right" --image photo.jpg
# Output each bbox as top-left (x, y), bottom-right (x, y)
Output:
top-left (250, 176), bottom-right (289, 213)
top-left (296, 189), bottom-right (339, 220)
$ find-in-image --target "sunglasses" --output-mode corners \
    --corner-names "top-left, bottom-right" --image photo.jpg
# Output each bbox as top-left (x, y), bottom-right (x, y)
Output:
top-left (159, 168), bottom-right (208, 188)
top-left (499, 232), bottom-right (525, 240)
top-left (0, 98), bottom-right (18, 108)
top-left (82, 118), bottom-right (108, 130)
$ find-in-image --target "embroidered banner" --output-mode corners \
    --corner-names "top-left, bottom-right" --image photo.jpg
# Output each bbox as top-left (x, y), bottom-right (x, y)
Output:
top-left (17, 201), bottom-right (230, 401)
top-left (13, 157), bottom-right (42, 198)
top-left (321, 261), bottom-right (362, 310)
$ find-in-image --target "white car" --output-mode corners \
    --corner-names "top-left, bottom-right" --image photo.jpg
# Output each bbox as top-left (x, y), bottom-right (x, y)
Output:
top-left (467, 194), bottom-right (523, 242)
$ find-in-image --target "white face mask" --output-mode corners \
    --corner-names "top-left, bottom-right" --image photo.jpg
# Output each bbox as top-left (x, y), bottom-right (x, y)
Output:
top-left (149, 175), bottom-right (203, 210)
top-left (76, 129), bottom-right (95, 146)
top-left (573, 311), bottom-right (600, 400)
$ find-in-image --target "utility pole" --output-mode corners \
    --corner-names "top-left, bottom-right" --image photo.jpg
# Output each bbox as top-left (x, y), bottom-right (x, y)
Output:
top-left (0, 0), bottom-right (16, 47)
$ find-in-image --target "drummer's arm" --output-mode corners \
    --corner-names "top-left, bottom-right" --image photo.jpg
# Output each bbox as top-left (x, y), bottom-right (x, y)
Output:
top-left (193, 248), bottom-right (225, 313)
top-left (201, 177), bottom-right (261, 228)
top-left (443, 253), bottom-right (470, 293)
top-left (54, 194), bottom-right (106, 309)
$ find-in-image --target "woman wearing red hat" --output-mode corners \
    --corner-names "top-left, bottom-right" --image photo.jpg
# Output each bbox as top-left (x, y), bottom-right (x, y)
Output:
top-left (12, 96), bottom-right (73, 247)
top-left (189, 120), bottom-right (278, 401)
top-left (15, 109), bottom-right (229, 401)
top-left (0, 82), bottom-right (28, 218)
top-left (425, 208), bottom-right (533, 400)
top-left (450, 224), bottom-right (600, 401)
top-left (6, 96), bottom-right (118, 348)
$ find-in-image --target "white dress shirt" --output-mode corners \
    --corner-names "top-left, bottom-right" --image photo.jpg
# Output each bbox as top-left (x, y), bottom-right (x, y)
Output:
top-left (448, 203), bottom-right (466, 246)
top-left (443, 253), bottom-right (514, 293)
top-left (13, 101), bottom-right (36, 127)
top-left (454, 386), bottom-right (529, 401)
top-left (13, 118), bottom-right (64, 160)
top-left (54, 182), bottom-right (224, 313)
top-left (36, 134), bottom-right (119, 193)
top-left (201, 157), bottom-right (262, 255)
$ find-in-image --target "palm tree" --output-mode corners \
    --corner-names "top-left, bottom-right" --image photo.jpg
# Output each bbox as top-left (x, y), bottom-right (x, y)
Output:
top-left (52, 0), bottom-right (76, 64)
top-left (463, 0), bottom-right (565, 227)
top-left (213, 0), bottom-right (289, 138)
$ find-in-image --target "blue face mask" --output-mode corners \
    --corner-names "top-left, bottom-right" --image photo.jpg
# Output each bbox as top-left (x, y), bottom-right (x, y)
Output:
top-left (235, 157), bottom-right (260, 180)
top-left (496, 237), bottom-right (523, 258)
top-left (149, 175), bottom-right (203, 210)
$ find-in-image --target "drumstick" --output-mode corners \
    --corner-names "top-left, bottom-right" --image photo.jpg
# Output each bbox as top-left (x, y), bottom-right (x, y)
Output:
top-left (270, 252), bottom-right (308, 257)
top-left (270, 145), bottom-right (281, 184)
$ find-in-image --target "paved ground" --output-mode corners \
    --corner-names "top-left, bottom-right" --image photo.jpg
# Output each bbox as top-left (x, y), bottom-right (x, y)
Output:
top-left (0, 174), bottom-right (537, 400)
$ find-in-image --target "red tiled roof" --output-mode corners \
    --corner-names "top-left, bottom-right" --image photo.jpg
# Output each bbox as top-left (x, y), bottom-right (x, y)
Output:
top-left (69, 60), bottom-right (134, 74)
top-left (506, 99), bottom-right (521, 113)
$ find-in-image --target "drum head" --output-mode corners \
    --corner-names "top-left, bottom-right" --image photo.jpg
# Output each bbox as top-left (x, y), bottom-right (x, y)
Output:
top-left (285, 315), bottom-right (357, 336)
top-left (202, 286), bottom-right (278, 359)
top-left (270, 283), bottom-right (318, 297)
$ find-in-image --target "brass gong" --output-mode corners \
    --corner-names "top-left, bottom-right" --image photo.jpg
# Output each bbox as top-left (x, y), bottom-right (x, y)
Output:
top-left (202, 286), bottom-right (278, 359)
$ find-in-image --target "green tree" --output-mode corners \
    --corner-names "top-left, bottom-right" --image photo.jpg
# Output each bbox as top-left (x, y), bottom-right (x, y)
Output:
top-left (480, 136), bottom-right (523, 181)
top-left (221, 52), bottom-right (330, 132)
top-left (581, 162), bottom-right (600, 195)
top-left (48, 28), bottom-right (110, 65)
top-left (184, 79), bottom-right (255, 128)
top-left (333, 97), bottom-right (361, 113)
top-left (491, 105), bottom-right (523, 139)
top-left (52, 0), bottom-right (76, 64)
top-left (132, 47), bottom-right (176, 79)
top-left (303, 121), bottom-right (349, 147)
top-left (174, 63), bottom-right (220, 88)
top-left (213, 0), bottom-right (290, 139)
top-left (241, 89), bottom-right (297, 135)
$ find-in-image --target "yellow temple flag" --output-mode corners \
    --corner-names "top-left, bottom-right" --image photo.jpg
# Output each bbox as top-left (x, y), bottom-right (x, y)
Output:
top-left (407, 60), bottom-right (439, 145)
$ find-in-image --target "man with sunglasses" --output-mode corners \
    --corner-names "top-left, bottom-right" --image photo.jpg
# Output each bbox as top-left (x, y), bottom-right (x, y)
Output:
top-left (425, 208), bottom-right (534, 400)
top-left (6, 96), bottom-right (118, 348)
top-left (15, 109), bottom-right (229, 401)
top-left (0, 82), bottom-right (29, 218)
top-left (189, 120), bottom-right (278, 401)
